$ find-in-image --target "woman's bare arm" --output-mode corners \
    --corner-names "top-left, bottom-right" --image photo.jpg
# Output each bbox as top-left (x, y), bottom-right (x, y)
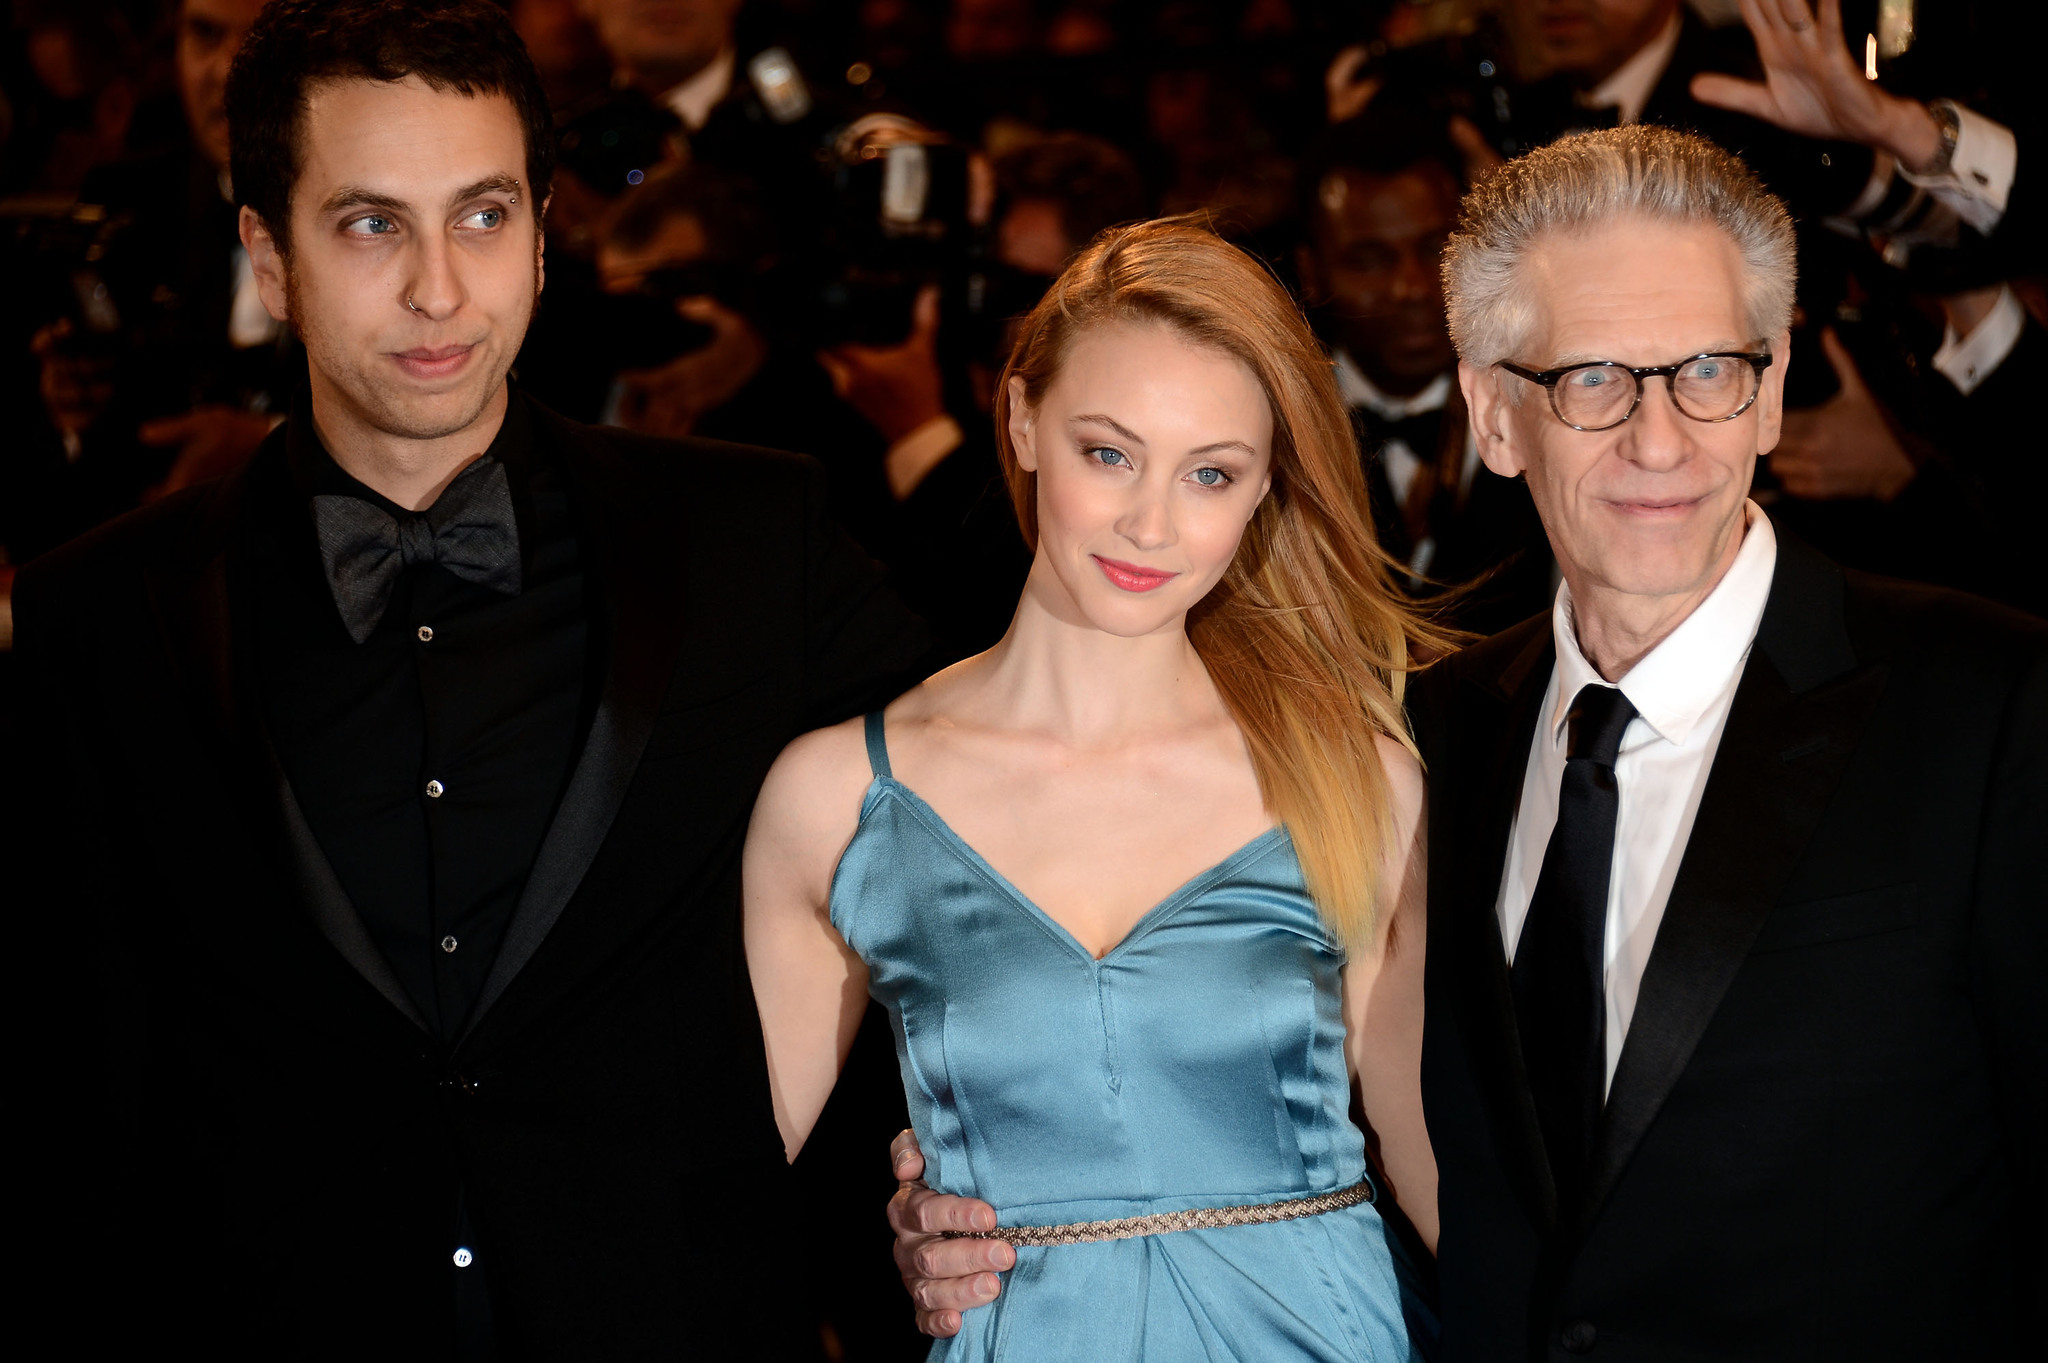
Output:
top-left (742, 718), bottom-right (875, 1162)
top-left (1342, 737), bottom-right (1438, 1252)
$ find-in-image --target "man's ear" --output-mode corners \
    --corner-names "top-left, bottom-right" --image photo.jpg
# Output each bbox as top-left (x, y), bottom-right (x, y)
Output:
top-left (1461, 359), bottom-right (1525, 478)
top-left (240, 206), bottom-right (290, 324)
top-left (1752, 327), bottom-right (1792, 458)
top-left (1006, 375), bottom-right (1038, 471)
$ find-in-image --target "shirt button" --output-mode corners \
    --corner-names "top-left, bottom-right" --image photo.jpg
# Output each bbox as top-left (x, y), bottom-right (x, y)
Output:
top-left (425, 779), bottom-right (445, 798)
top-left (453, 1247), bottom-right (474, 1268)
top-left (441, 935), bottom-right (458, 953)
top-left (417, 625), bottom-right (434, 642)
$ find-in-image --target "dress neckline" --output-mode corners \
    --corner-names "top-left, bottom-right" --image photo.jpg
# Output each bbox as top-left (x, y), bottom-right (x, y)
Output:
top-left (871, 775), bottom-right (1288, 964)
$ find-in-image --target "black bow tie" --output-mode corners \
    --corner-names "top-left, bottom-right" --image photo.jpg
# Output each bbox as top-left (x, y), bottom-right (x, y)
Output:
top-left (1352, 406), bottom-right (1445, 459)
top-left (312, 456), bottom-right (522, 643)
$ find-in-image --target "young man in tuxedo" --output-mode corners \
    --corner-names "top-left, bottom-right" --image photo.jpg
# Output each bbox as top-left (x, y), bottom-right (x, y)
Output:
top-left (10, 0), bottom-right (923, 1356)
top-left (888, 125), bottom-right (2043, 1358)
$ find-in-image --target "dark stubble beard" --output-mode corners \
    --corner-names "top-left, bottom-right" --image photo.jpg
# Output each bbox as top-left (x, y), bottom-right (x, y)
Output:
top-left (282, 251), bottom-right (540, 443)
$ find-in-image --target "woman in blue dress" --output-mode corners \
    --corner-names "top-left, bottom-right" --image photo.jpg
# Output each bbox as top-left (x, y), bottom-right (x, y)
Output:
top-left (745, 219), bottom-right (1446, 1360)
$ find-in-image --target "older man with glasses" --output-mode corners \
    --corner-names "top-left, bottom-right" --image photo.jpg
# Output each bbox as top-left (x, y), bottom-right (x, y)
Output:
top-left (1415, 123), bottom-right (2044, 1362)
top-left (891, 124), bottom-right (2044, 1362)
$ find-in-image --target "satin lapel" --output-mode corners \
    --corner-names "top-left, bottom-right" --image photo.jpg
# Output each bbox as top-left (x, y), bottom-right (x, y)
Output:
top-left (269, 766), bottom-right (430, 1031)
top-left (1448, 620), bottom-right (1560, 1227)
top-left (1579, 536), bottom-right (1884, 1234)
top-left (459, 410), bottom-right (687, 1042)
top-left (143, 457), bottom-right (427, 1032)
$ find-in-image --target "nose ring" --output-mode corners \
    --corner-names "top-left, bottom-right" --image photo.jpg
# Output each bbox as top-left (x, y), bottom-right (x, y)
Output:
top-left (406, 296), bottom-right (421, 313)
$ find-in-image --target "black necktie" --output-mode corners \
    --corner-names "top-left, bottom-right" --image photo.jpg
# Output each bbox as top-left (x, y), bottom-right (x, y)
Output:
top-left (1512, 682), bottom-right (1639, 1208)
top-left (312, 456), bottom-right (522, 643)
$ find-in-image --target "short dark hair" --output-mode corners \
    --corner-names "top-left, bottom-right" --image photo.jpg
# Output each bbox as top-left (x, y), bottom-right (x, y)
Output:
top-left (227, 0), bottom-right (555, 249)
top-left (1300, 104), bottom-right (1464, 231)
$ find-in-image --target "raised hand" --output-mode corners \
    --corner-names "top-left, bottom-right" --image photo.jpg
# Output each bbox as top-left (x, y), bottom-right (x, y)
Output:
top-left (1690, 0), bottom-right (1941, 169)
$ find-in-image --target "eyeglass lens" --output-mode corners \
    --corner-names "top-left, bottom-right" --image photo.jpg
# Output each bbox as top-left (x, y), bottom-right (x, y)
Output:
top-left (1555, 355), bottom-right (1759, 428)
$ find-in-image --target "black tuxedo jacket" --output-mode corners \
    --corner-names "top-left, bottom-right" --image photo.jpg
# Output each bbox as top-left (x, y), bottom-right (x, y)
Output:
top-left (1411, 531), bottom-right (2046, 1361)
top-left (11, 402), bottom-right (928, 1359)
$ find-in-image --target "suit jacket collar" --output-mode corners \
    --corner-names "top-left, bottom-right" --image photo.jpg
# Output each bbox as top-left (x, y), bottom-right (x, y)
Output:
top-left (1578, 529), bottom-right (1882, 1232)
top-left (454, 400), bottom-right (690, 1050)
top-left (141, 442), bottom-right (434, 1036)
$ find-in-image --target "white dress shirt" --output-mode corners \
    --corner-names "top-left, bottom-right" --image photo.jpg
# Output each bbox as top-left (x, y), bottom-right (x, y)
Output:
top-left (1335, 350), bottom-right (1480, 578)
top-left (664, 46), bottom-right (736, 132)
top-left (1497, 502), bottom-right (1777, 1091)
top-left (1580, 10), bottom-right (1682, 126)
top-left (1931, 282), bottom-right (2026, 397)
top-left (1900, 104), bottom-right (2018, 235)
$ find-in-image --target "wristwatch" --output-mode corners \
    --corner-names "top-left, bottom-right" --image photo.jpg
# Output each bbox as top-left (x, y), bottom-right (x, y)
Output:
top-left (1917, 99), bottom-right (1961, 178)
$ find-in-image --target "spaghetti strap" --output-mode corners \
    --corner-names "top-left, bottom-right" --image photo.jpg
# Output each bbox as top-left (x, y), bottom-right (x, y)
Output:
top-left (863, 710), bottom-right (893, 780)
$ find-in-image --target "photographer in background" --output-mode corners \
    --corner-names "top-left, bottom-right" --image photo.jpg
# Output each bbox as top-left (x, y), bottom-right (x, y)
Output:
top-left (593, 161), bottom-right (882, 499)
top-left (1328, 0), bottom-right (1880, 227)
top-left (579, 0), bottom-right (743, 134)
top-left (6, 0), bottom-right (291, 569)
top-left (571, 0), bottom-right (825, 189)
top-left (514, 1), bottom-right (839, 424)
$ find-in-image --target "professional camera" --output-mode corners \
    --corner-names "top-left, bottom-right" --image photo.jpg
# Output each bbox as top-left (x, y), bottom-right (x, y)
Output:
top-left (792, 116), bottom-right (985, 350)
top-left (0, 201), bottom-right (194, 448)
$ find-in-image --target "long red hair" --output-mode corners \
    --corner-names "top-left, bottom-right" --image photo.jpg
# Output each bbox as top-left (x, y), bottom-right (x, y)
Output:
top-left (994, 218), bottom-right (1448, 944)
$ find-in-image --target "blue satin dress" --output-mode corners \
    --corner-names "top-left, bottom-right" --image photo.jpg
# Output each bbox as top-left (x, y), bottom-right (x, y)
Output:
top-left (831, 714), bottom-right (1431, 1361)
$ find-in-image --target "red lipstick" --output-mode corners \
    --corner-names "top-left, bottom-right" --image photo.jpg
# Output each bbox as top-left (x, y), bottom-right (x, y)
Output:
top-left (1092, 555), bottom-right (1179, 592)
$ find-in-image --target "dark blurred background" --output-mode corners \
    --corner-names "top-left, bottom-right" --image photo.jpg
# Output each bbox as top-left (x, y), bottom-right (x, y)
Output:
top-left (1, 1), bottom-right (2038, 1356)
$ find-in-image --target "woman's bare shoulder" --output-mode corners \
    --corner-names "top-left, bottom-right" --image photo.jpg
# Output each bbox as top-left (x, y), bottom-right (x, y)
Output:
top-left (749, 716), bottom-right (879, 893)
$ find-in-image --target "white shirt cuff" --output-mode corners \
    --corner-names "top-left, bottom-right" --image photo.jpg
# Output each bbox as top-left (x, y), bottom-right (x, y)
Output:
top-left (885, 415), bottom-right (964, 499)
top-left (1900, 104), bottom-right (2017, 234)
top-left (1932, 284), bottom-right (2026, 396)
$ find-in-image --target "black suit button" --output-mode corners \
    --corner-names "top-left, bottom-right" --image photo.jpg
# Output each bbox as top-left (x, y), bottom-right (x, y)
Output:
top-left (1561, 1321), bottom-right (1597, 1353)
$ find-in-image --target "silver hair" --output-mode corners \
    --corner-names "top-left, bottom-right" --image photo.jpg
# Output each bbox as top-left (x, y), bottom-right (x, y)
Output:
top-left (1442, 125), bottom-right (1797, 372)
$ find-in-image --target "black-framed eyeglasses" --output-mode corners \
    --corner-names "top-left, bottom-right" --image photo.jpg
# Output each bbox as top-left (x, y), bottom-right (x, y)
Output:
top-left (1497, 350), bottom-right (1774, 431)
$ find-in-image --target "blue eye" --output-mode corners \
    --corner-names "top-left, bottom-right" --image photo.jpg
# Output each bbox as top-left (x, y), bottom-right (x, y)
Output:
top-left (461, 207), bottom-right (505, 230)
top-left (1693, 360), bottom-right (1722, 379)
top-left (1192, 467), bottom-right (1228, 487)
top-left (1572, 369), bottom-right (1609, 388)
top-left (1088, 446), bottom-right (1130, 467)
top-left (346, 215), bottom-right (396, 237)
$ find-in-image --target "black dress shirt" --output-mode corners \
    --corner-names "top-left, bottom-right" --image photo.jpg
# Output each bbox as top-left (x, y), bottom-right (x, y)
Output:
top-left (253, 390), bottom-right (590, 1041)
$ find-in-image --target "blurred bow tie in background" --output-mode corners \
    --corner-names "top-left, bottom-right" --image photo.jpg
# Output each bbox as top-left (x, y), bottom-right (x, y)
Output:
top-left (1352, 406), bottom-right (1445, 459)
top-left (313, 456), bottom-right (522, 643)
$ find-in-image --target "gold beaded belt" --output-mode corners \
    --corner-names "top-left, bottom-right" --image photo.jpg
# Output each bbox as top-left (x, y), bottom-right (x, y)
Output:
top-left (941, 1177), bottom-right (1375, 1249)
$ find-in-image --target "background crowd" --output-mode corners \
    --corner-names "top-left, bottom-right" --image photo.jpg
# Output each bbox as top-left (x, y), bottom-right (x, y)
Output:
top-left (0, 0), bottom-right (2037, 1356)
